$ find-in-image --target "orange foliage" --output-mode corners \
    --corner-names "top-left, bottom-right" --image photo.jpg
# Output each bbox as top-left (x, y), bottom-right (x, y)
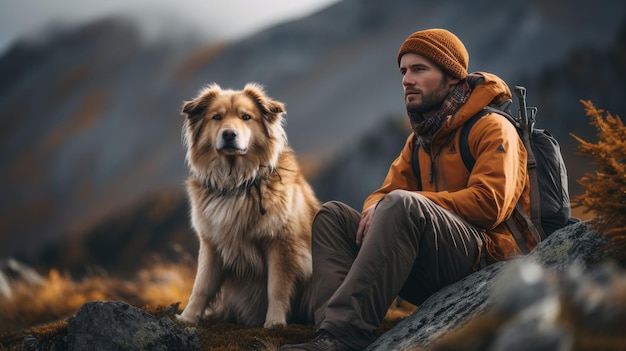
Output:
top-left (0, 263), bottom-right (195, 334)
top-left (570, 101), bottom-right (626, 263)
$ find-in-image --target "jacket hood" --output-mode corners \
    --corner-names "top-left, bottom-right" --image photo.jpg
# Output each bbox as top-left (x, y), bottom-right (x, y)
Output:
top-left (435, 72), bottom-right (512, 144)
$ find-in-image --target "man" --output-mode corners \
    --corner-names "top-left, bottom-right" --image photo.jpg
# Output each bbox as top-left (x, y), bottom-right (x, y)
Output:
top-left (281, 28), bottom-right (534, 351)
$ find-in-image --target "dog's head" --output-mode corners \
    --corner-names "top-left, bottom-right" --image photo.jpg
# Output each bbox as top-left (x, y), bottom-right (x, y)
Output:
top-left (182, 83), bottom-right (287, 186)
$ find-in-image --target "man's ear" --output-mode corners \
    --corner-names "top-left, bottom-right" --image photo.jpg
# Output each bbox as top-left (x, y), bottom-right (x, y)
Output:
top-left (445, 74), bottom-right (461, 89)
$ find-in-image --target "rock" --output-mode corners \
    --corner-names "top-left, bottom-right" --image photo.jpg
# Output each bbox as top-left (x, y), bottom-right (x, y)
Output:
top-left (367, 221), bottom-right (626, 350)
top-left (65, 301), bottom-right (199, 351)
top-left (367, 260), bottom-right (506, 350)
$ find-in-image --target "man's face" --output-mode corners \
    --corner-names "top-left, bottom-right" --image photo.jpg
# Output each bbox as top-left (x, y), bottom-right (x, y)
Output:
top-left (399, 53), bottom-right (460, 115)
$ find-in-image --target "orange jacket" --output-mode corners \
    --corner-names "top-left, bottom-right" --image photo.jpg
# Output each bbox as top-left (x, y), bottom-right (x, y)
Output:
top-left (363, 72), bottom-right (534, 262)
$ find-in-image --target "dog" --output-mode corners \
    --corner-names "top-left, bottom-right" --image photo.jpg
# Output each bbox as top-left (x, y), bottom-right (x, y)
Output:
top-left (176, 83), bottom-right (320, 328)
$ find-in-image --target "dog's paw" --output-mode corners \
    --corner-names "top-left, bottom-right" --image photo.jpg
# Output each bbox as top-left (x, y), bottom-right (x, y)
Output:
top-left (175, 313), bottom-right (198, 325)
top-left (264, 319), bottom-right (287, 328)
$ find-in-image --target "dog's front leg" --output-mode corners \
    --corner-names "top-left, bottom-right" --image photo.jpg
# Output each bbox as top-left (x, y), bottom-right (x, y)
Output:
top-left (264, 241), bottom-right (296, 328)
top-left (176, 237), bottom-right (222, 325)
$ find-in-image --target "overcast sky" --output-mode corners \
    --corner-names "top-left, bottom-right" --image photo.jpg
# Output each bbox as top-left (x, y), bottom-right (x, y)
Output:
top-left (0, 0), bottom-right (340, 55)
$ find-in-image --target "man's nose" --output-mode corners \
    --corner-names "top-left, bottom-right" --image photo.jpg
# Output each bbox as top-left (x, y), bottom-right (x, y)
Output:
top-left (402, 72), bottom-right (412, 86)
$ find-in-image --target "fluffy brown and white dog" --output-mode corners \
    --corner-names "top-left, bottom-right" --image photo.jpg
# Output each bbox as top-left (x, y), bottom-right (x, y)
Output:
top-left (176, 83), bottom-right (320, 328)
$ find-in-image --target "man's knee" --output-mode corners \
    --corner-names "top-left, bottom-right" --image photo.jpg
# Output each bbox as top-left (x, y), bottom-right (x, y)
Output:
top-left (318, 200), bottom-right (347, 215)
top-left (376, 190), bottom-right (426, 216)
top-left (314, 201), bottom-right (349, 227)
top-left (372, 190), bottom-right (442, 236)
top-left (312, 201), bottom-right (359, 244)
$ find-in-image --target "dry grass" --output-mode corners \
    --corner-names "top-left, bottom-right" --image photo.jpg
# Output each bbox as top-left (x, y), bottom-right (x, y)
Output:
top-left (0, 262), bottom-right (193, 350)
top-left (0, 263), bottom-right (410, 350)
top-left (0, 262), bottom-right (194, 334)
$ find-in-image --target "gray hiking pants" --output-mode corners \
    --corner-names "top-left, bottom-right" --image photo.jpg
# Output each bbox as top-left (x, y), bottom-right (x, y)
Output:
top-left (313, 190), bottom-right (484, 350)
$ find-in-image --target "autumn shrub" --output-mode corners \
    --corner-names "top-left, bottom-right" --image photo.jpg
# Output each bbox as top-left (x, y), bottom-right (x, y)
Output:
top-left (570, 101), bottom-right (626, 264)
top-left (0, 263), bottom-right (195, 334)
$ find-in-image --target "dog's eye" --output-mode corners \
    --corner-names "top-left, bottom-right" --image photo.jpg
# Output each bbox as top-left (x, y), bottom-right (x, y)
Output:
top-left (242, 114), bottom-right (252, 121)
top-left (212, 114), bottom-right (222, 120)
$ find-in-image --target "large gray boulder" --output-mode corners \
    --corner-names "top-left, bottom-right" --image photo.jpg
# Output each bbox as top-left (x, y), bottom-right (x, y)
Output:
top-left (368, 220), bottom-right (626, 350)
top-left (65, 301), bottom-right (200, 351)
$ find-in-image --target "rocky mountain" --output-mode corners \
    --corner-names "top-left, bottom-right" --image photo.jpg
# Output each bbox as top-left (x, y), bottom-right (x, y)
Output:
top-left (315, 20), bottom-right (626, 210)
top-left (1, 0), bottom-right (625, 268)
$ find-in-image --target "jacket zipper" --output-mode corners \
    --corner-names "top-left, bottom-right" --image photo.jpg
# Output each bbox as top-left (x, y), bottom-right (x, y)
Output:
top-left (429, 152), bottom-right (441, 192)
top-left (429, 132), bottom-right (456, 192)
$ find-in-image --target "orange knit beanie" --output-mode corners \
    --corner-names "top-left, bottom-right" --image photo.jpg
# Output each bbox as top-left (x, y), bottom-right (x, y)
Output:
top-left (397, 28), bottom-right (469, 80)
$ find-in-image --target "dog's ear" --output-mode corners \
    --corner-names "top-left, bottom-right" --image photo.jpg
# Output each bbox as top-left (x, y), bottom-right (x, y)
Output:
top-left (181, 99), bottom-right (205, 117)
top-left (264, 100), bottom-right (286, 122)
top-left (244, 83), bottom-right (287, 143)
top-left (243, 83), bottom-right (285, 123)
top-left (182, 83), bottom-right (222, 117)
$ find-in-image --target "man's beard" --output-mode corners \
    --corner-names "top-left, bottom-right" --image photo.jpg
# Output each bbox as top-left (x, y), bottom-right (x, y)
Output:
top-left (406, 78), bottom-right (450, 120)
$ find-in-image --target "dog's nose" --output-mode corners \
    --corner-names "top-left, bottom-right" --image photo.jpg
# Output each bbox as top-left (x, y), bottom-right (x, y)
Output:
top-left (222, 129), bottom-right (237, 142)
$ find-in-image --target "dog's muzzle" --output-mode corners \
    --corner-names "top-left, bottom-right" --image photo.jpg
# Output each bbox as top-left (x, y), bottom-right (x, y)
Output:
top-left (217, 128), bottom-right (247, 154)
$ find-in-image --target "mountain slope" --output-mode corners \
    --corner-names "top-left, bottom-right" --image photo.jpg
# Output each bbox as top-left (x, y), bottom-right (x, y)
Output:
top-left (0, 0), bottom-right (625, 263)
top-left (0, 18), bottom-right (197, 257)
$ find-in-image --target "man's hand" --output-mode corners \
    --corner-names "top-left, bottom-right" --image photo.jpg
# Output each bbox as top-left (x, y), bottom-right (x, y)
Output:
top-left (356, 205), bottom-right (376, 245)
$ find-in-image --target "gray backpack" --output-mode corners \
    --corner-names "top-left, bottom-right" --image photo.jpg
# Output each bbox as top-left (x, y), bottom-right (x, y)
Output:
top-left (412, 86), bottom-right (578, 253)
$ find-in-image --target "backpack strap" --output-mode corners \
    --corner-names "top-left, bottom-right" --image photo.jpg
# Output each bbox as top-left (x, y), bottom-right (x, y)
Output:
top-left (514, 86), bottom-right (546, 241)
top-left (412, 106), bottom-right (501, 189)
top-left (412, 102), bottom-right (543, 252)
top-left (504, 204), bottom-right (533, 254)
top-left (411, 135), bottom-right (423, 191)
top-left (459, 107), bottom-right (500, 170)
top-left (458, 102), bottom-right (544, 249)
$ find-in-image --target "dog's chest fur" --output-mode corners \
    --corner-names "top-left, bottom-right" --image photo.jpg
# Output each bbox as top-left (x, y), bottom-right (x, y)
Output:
top-left (189, 182), bottom-right (284, 276)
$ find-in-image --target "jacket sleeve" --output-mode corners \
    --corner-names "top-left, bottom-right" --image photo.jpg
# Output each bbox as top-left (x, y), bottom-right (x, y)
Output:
top-left (362, 134), bottom-right (419, 211)
top-left (420, 113), bottom-right (527, 229)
